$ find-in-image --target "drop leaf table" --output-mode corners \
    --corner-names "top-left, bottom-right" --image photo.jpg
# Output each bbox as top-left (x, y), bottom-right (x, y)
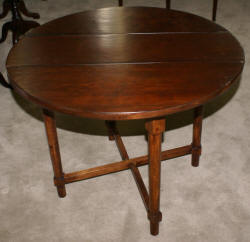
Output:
top-left (6, 7), bottom-right (244, 235)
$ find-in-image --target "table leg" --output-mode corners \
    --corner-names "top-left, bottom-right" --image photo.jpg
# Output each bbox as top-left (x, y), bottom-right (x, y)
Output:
top-left (145, 118), bottom-right (165, 235)
top-left (118, 0), bottom-right (123, 7)
top-left (192, 106), bottom-right (203, 167)
top-left (105, 121), bottom-right (116, 141)
top-left (19, 0), bottom-right (40, 19)
top-left (43, 109), bottom-right (66, 198)
top-left (212, 0), bottom-right (218, 21)
top-left (0, 0), bottom-right (11, 19)
top-left (0, 72), bottom-right (12, 88)
top-left (166, 0), bottom-right (171, 10)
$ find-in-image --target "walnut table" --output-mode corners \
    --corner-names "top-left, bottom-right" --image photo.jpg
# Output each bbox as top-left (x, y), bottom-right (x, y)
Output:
top-left (6, 7), bottom-right (244, 236)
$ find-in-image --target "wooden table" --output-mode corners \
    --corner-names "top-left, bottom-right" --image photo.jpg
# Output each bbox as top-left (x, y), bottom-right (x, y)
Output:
top-left (6, 7), bottom-right (244, 236)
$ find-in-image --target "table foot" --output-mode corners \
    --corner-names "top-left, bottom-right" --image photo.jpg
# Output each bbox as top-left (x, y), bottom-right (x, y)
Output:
top-left (192, 106), bottom-right (203, 167)
top-left (0, 72), bottom-right (12, 88)
top-left (54, 178), bottom-right (66, 198)
top-left (0, 22), bottom-right (12, 43)
top-left (146, 118), bottom-right (165, 236)
top-left (148, 211), bottom-right (162, 235)
top-left (57, 187), bottom-right (66, 197)
top-left (43, 109), bottom-right (67, 198)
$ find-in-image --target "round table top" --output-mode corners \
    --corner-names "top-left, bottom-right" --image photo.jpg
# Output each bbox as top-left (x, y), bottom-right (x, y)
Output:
top-left (7, 7), bottom-right (244, 120)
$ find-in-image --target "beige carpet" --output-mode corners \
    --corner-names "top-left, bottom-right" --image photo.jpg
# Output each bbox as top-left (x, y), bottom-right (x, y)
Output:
top-left (0, 0), bottom-right (250, 241)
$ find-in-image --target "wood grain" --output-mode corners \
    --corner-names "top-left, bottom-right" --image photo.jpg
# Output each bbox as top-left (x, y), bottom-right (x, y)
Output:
top-left (23, 7), bottom-right (225, 35)
top-left (7, 62), bottom-right (243, 120)
top-left (146, 119), bottom-right (166, 235)
top-left (43, 109), bottom-right (66, 198)
top-left (63, 145), bottom-right (192, 183)
top-left (6, 7), bottom-right (244, 120)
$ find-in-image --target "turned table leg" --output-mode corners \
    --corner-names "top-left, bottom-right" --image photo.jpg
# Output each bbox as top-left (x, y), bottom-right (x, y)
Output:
top-left (43, 109), bottom-right (66, 198)
top-left (146, 118), bottom-right (165, 235)
top-left (192, 106), bottom-right (203, 167)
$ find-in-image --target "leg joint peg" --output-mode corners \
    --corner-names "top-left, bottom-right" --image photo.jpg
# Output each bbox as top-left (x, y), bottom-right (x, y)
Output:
top-left (148, 211), bottom-right (162, 223)
top-left (192, 144), bottom-right (202, 156)
top-left (54, 175), bottom-right (65, 186)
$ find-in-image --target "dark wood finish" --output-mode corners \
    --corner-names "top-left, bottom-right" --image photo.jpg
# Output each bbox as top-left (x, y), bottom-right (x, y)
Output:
top-left (0, 0), bottom-right (39, 88)
top-left (212, 0), bottom-right (218, 21)
top-left (146, 119), bottom-right (165, 235)
top-left (0, 72), bottom-right (12, 88)
top-left (0, 0), bottom-right (40, 44)
top-left (7, 62), bottom-right (243, 120)
top-left (6, 7), bottom-right (244, 236)
top-left (7, 8), bottom-right (244, 121)
top-left (8, 33), bottom-right (243, 66)
top-left (192, 106), bottom-right (203, 167)
top-left (43, 109), bottom-right (66, 198)
top-left (166, 0), bottom-right (171, 10)
top-left (105, 120), bottom-right (116, 140)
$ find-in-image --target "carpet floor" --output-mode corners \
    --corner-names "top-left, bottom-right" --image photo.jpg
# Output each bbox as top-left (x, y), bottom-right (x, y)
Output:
top-left (0, 0), bottom-right (250, 241)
